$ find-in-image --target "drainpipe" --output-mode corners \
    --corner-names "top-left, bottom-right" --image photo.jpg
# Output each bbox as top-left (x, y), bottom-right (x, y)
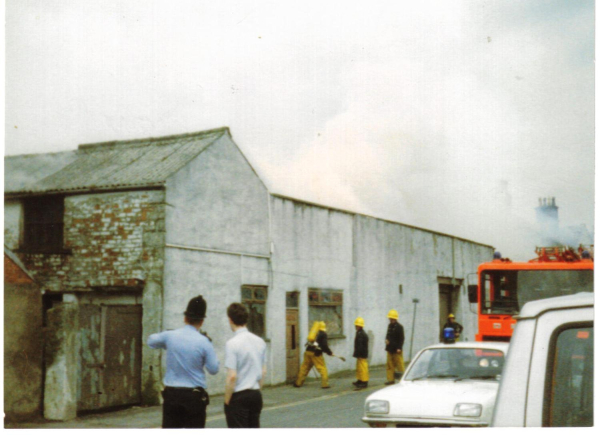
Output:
top-left (409, 298), bottom-right (419, 361)
top-left (267, 192), bottom-right (274, 387)
top-left (451, 237), bottom-right (456, 287)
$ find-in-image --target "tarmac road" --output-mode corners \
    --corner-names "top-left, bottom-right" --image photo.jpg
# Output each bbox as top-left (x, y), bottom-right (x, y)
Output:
top-left (6, 366), bottom-right (390, 429)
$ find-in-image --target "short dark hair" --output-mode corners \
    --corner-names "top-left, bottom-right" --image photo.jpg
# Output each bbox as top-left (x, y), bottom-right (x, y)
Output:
top-left (185, 316), bottom-right (204, 327)
top-left (227, 303), bottom-right (249, 326)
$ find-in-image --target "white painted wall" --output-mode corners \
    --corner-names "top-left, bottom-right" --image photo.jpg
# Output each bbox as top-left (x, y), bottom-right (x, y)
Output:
top-left (164, 133), bottom-right (270, 255)
top-left (268, 196), bottom-right (494, 384)
top-left (159, 136), bottom-right (493, 393)
top-left (162, 133), bottom-right (272, 394)
top-left (4, 199), bottom-right (22, 250)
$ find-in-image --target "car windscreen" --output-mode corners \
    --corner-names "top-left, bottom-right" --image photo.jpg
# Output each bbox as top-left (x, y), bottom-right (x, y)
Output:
top-left (405, 348), bottom-right (505, 381)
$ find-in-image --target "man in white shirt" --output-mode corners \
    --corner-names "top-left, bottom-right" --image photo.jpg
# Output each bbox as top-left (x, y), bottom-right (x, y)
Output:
top-left (223, 303), bottom-right (267, 428)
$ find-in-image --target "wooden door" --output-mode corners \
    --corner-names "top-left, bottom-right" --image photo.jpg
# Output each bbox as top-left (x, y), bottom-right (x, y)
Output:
top-left (102, 305), bottom-right (142, 408)
top-left (78, 304), bottom-right (142, 411)
top-left (78, 305), bottom-right (103, 411)
top-left (286, 309), bottom-right (300, 382)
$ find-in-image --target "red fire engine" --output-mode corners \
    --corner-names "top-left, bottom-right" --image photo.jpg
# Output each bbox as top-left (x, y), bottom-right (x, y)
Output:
top-left (469, 246), bottom-right (594, 342)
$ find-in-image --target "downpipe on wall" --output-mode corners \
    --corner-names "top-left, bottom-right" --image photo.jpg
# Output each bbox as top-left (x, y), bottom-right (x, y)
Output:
top-left (409, 298), bottom-right (419, 361)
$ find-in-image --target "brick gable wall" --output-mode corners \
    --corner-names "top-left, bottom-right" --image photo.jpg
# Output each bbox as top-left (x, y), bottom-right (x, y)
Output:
top-left (19, 190), bottom-right (165, 292)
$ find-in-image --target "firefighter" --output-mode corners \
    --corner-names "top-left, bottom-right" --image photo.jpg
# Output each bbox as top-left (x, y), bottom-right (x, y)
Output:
top-left (294, 321), bottom-right (333, 389)
top-left (384, 309), bottom-right (405, 385)
top-left (440, 313), bottom-right (463, 342)
top-left (352, 317), bottom-right (369, 389)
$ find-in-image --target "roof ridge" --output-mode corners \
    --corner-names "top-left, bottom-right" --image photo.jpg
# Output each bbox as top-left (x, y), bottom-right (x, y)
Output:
top-left (78, 127), bottom-right (230, 152)
top-left (4, 149), bottom-right (77, 159)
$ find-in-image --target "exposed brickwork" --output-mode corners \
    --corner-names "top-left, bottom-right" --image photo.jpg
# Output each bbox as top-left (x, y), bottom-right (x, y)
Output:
top-left (19, 190), bottom-right (166, 292)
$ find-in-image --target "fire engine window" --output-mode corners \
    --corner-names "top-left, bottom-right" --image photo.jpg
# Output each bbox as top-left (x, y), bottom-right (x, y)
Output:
top-left (518, 270), bottom-right (594, 308)
top-left (546, 325), bottom-right (594, 427)
top-left (481, 271), bottom-right (519, 314)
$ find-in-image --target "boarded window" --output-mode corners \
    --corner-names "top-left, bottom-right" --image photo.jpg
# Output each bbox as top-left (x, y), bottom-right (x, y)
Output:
top-left (308, 288), bottom-right (343, 337)
top-left (286, 291), bottom-right (299, 308)
top-left (23, 196), bottom-right (65, 253)
top-left (241, 285), bottom-right (267, 338)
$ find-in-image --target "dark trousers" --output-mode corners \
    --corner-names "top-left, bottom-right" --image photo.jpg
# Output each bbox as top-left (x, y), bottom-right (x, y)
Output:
top-left (162, 387), bottom-right (210, 428)
top-left (224, 389), bottom-right (263, 428)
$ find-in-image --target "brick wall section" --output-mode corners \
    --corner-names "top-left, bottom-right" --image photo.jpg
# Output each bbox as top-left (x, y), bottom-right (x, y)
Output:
top-left (19, 190), bottom-right (166, 291)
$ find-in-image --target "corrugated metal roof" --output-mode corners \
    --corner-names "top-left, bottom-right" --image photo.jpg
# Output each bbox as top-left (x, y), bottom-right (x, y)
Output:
top-left (4, 150), bottom-right (79, 192)
top-left (5, 127), bottom-right (228, 195)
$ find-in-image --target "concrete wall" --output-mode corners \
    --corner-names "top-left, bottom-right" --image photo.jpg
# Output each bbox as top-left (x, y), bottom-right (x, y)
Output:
top-left (268, 196), bottom-right (494, 383)
top-left (159, 133), bottom-right (271, 396)
top-left (44, 303), bottom-right (79, 421)
top-left (4, 199), bottom-right (22, 250)
top-left (165, 133), bottom-right (270, 255)
top-left (3, 256), bottom-right (43, 423)
top-left (162, 248), bottom-right (271, 394)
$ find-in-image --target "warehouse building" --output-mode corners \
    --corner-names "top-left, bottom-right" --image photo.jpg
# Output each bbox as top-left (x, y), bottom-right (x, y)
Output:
top-left (4, 127), bottom-right (494, 420)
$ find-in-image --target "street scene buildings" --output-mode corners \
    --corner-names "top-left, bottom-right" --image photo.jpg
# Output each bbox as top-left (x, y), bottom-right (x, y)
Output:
top-left (4, 127), bottom-right (493, 422)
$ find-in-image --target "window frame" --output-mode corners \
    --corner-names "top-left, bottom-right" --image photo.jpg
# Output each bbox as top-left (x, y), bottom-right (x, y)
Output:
top-left (22, 195), bottom-right (66, 254)
top-left (241, 285), bottom-right (268, 338)
top-left (543, 320), bottom-right (594, 427)
top-left (308, 288), bottom-right (344, 338)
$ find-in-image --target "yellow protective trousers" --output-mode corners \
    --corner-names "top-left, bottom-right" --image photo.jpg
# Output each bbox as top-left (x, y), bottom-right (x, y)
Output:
top-left (356, 358), bottom-right (369, 382)
top-left (386, 351), bottom-right (405, 382)
top-left (295, 351), bottom-right (329, 387)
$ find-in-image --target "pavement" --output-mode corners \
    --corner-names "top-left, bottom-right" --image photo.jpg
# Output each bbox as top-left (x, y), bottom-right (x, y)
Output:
top-left (6, 366), bottom-right (392, 429)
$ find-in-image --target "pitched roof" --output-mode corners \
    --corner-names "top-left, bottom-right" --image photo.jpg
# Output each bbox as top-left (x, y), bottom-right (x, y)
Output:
top-left (4, 150), bottom-right (79, 192)
top-left (5, 127), bottom-right (229, 195)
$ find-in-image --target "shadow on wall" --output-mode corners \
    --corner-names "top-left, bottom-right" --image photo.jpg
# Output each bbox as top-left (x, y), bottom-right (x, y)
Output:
top-left (366, 329), bottom-right (375, 365)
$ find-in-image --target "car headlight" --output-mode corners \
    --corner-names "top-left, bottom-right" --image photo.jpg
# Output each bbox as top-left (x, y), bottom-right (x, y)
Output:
top-left (366, 400), bottom-right (390, 414)
top-left (454, 403), bottom-right (482, 417)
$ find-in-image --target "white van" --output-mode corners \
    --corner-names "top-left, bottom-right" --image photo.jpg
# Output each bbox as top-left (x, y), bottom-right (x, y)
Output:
top-left (492, 292), bottom-right (593, 427)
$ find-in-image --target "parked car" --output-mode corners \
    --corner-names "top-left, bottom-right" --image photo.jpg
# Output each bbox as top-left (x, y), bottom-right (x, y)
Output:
top-left (363, 341), bottom-right (509, 427)
top-left (492, 292), bottom-right (593, 427)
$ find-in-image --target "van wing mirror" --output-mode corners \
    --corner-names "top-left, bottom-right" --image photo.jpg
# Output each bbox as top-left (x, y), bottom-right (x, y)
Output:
top-left (468, 285), bottom-right (478, 303)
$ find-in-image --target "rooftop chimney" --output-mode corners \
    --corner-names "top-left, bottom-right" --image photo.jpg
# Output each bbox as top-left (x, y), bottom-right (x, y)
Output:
top-left (536, 197), bottom-right (559, 245)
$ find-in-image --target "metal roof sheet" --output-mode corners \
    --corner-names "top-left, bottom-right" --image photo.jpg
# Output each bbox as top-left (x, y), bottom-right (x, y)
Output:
top-left (5, 128), bottom-right (228, 195)
top-left (4, 150), bottom-right (79, 192)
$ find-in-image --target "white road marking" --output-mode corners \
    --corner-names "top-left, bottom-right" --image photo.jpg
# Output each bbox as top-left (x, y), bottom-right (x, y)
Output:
top-left (206, 386), bottom-right (379, 422)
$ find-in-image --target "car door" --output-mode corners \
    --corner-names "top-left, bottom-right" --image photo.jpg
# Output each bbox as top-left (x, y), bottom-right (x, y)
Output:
top-left (524, 305), bottom-right (594, 426)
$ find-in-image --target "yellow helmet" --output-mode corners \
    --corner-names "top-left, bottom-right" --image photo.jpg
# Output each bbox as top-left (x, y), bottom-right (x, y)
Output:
top-left (319, 321), bottom-right (327, 331)
top-left (354, 317), bottom-right (365, 327)
top-left (448, 313), bottom-right (455, 319)
top-left (387, 309), bottom-right (399, 320)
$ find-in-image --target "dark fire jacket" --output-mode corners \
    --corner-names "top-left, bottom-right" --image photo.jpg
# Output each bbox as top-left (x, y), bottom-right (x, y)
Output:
top-left (385, 321), bottom-right (405, 353)
top-left (307, 331), bottom-right (333, 357)
top-left (353, 328), bottom-right (369, 359)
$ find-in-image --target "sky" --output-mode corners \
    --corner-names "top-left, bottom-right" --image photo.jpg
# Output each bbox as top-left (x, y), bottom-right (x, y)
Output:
top-left (3, 0), bottom-right (595, 260)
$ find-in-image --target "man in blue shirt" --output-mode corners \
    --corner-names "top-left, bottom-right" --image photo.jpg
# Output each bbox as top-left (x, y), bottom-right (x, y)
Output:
top-left (224, 303), bottom-right (267, 428)
top-left (148, 295), bottom-right (219, 428)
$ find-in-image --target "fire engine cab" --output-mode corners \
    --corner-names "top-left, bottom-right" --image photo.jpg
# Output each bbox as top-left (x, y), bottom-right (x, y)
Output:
top-left (468, 246), bottom-right (593, 342)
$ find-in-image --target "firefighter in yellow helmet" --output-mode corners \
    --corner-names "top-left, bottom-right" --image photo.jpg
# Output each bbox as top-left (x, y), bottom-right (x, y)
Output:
top-left (352, 317), bottom-right (369, 389)
top-left (294, 321), bottom-right (333, 389)
top-left (384, 309), bottom-right (405, 385)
